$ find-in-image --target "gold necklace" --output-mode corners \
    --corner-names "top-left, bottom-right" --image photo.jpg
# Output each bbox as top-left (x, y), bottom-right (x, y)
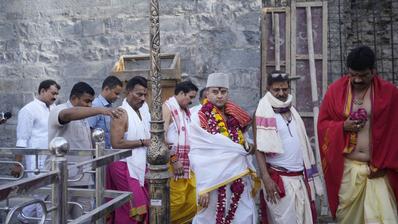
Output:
top-left (353, 87), bottom-right (370, 105)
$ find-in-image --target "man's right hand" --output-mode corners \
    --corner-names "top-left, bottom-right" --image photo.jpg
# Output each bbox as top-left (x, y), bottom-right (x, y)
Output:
top-left (198, 192), bottom-right (210, 208)
top-left (343, 118), bottom-right (365, 132)
top-left (10, 164), bottom-right (22, 178)
top-left (172, 160), bottom-right (184, 177)
top-left (262, 176), bottom-right (280, 204)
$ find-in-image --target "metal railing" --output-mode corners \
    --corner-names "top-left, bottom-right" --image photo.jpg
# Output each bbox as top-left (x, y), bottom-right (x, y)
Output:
top-left (0, 128), bottom-right (132, 224)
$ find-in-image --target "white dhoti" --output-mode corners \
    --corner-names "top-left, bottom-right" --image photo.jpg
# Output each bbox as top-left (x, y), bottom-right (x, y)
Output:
top-left (336, 158), bottom-right (398, 224)
top-left (189, 115), bottom-right (258, 224)
top-left (194, 175), bottom-right (256, 224)
top-left (263, 175), bottom-right (313, 224)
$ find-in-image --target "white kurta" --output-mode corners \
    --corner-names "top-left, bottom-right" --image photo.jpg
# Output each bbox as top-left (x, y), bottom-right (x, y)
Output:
top-left (17, 98), bottom-right (54, 175)
top-left (16, 98), bottom-right (54, 219)
top-left (262, 113), bottom-right (312, 224)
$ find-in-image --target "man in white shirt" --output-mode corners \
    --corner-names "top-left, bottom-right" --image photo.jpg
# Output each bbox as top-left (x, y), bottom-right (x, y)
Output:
top-left (14, 79), bottom-right (60, 221)
top-left (16, 80), bottom-right (60, 173)
top-left (254, 71), bottom-right (323, 224)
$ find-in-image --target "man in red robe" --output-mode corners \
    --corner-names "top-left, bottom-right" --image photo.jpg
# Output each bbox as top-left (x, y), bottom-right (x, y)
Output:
top-left (318, 46), bottom-right (398, 223)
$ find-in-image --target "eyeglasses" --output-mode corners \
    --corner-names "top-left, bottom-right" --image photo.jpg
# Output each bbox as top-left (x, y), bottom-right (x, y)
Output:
top-left (270, 73), bottom-right (288, 78)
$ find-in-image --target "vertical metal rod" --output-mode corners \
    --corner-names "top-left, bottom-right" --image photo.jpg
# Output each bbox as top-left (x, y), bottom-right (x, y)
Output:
top-left (93, 129), bottom-right (105, 224)
top-left (390, 0), bottom-right (395, 84)
top-left (49, 137), bottom-right (69, 224)
top-left (147, 0), bottom-right (170, 223)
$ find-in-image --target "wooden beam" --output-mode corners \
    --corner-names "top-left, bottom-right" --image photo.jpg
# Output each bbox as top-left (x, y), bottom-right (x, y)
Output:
top-left (296, 2), bottom-right (323, 7)
top-left (306, 6), bottom-right (329, 216)
top-left (285, 5), bottom-right (291, 85)
top-left (265, 61), bottom-right (287, 66)
top-left (291, 0), bottom-right (297, 106)
top-left (306, 6), bottom-right (318, 106)
top-left (296, 54), bottom-right (323, 60)
top-left (274, 13), bottom-right (281, 70)
top-left (262, 7), bottom-right (288, 13)
top-left (261, 8), bottom-right (269, 95)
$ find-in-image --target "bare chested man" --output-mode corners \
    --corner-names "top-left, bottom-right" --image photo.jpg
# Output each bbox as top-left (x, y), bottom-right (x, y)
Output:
top-left (318, 46), bottom-right (398, 224)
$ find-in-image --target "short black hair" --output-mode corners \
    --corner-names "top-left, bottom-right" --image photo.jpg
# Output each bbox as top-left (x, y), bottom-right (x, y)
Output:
top-left (69, 82), bottom-right (95, 99)
top-left (102, 75), bottom-right (123, 90)
top-left (174, 81), bottom-right (198, 95)
top-left (38, 79), bottom-right (60, 94)
top-left (126, 76), bottom-right (148, 91)
top-left (267, 70), bottom-right (289, 87)
top-left (347, 46), bottom-right (376, 71)
top-left (199, 88), bottom-right (206, 99)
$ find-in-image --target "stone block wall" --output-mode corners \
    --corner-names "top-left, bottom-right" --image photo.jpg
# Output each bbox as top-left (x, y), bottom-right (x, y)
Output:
top-left (0, 0), bottom-right (262, 146)
top-left (1, 0), bottom-right (397, 146)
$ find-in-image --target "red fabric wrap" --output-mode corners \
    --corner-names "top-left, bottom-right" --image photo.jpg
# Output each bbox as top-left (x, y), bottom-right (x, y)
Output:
top-left (317, 75), bottom-right (398, 217)
top-left (267, 166), bottom-right (303, 198)
top-left (199, 100), bottom-right (252, 129)
top-left (261, 166), bottom-right (316, 223)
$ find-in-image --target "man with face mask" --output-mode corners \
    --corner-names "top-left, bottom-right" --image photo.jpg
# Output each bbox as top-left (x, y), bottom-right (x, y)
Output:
top-left (189, 72), bottom-right (258, 224)
top-left (109, 76), bottom-right (151, 223)
top-left (163, 81), bottom-right (198, 224)
top-left (254, 71), bottom-right (323, 224)
top-left (318, 46), bottom-right (398, 223)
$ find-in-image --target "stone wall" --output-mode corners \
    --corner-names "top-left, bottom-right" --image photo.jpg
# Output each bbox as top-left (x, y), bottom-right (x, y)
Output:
top-left (1, 0), bottom-right (397, 147)
top-left (0, 0), bottom-right (262, 147)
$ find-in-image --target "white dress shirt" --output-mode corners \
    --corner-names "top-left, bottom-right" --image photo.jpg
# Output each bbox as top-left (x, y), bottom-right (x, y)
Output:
top-left (16, 98), bottom-right (54, 174)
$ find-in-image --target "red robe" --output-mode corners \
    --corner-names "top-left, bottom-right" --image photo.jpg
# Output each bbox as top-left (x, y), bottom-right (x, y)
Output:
top-left (317, 75), bottom-right (398, 217)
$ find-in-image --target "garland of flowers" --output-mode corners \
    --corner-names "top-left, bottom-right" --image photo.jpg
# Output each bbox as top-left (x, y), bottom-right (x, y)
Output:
top-left (200, 99), bottom-right (245, 223)
top-left (200, 99), bottom-right (245, 145)
top-left (215, 178), bottom-right (245, 224)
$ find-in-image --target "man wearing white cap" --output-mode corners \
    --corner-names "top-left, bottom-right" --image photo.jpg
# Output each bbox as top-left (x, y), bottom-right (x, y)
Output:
top-left (189, 72), bottom-right (259, 224)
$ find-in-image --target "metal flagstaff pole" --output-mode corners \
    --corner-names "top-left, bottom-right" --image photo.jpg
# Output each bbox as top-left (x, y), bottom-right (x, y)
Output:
top-left (147, 0), bottom-right (170, 223)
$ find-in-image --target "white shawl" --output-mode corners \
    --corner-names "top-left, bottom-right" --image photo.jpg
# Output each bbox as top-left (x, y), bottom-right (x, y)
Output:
top-left (255, 92), bottom-right (323, 198)
top-left (120, 99), bottom-right (151, 186)
top-left (189, 112), bottom-right (256, 195)
top-left (165, 96), bottom-right (191, 179)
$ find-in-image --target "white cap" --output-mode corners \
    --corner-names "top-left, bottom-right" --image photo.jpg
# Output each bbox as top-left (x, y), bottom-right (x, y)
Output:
top-left (205, 72), bottom-right (229, 89)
